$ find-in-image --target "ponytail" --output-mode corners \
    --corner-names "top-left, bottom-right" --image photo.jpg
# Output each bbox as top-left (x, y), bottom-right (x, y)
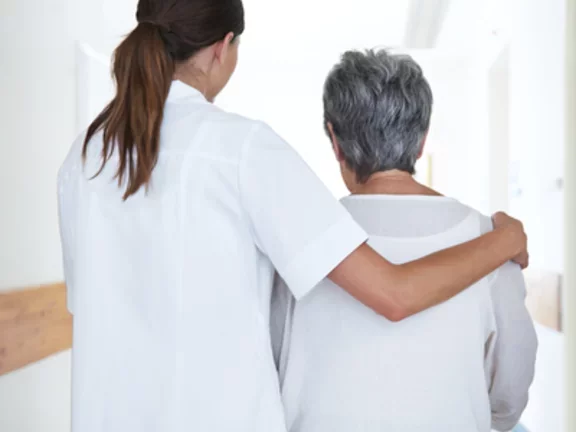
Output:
top-left (83, 23), bottom-right (175, 200)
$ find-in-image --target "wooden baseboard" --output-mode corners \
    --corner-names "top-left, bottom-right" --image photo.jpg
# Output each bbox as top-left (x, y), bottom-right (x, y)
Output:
top-left (0, 283), bottom-right (72, 376)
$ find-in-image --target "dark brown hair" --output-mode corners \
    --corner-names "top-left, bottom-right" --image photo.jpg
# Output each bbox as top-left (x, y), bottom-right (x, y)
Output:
top-left (83, 0), bottom-right (245, 199)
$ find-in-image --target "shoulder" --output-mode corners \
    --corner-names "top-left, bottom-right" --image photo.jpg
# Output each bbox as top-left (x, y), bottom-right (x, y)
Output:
top-left (198, 104), bottom-right (273, 141)
top-left (449, 203), bottom-right (494, 237)
top-left (165, 101), bottom-right (283, 164)
top-left (467, 208), bottom-right (500, 281)
top-left (444, 203), bottom-right (500, 283)
top-left (58, 132), bottom-right (87, 186)
top-left (196, 106), bottom-right (287, 157)
top-left (477, 212), bottom-right (494, 235)
top-left (213, 111), bottom-right (284, 150)
top-left (456, 206), bottom-right (527, 301)
top-left (467, 209), bottom-right (525, 290)
top-left (454, 206), bottom-right (527, 313)
top-left (444, 202), bottom-right (493, 233)
top-left (471, 210), bottom-right (526, 305)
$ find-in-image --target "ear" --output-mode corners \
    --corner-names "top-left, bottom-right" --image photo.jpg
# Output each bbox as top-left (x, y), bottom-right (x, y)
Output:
top-left (417, 131), bottom-right (429, 159)
top-left (214, 32), bottom-right (235, 64)
top-left (327, 123), bottom-right (344, 162)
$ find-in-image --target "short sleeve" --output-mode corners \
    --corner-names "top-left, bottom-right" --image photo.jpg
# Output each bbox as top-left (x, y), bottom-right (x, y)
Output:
top-left (239, 123), bottom-right (367, 299)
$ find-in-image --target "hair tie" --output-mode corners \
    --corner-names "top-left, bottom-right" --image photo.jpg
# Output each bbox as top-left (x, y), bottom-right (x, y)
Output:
top-left (139, 20), bottom-right (171, 33)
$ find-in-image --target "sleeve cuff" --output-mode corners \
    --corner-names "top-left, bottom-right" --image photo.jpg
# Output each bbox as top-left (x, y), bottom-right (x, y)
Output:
top-left (281, 215), bottom-right (368, 300)
top-left (491, 416), bottom-right (522, 432)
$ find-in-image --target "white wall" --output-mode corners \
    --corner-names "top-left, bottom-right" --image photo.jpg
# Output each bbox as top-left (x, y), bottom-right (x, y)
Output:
top-left (506, 1), bottom-right (567, 428)
top-left (0, 0), bottom-right (76, 430)
top-left (434, 0), bottom-right (518, 217)
top-left (508, 0), bottom-right (566, 273)
top-left (217, 0), bottom-right (411, 197)
top-left (0, 1), bottom-right (138, 431)
top-left (411, 50), bottom-right (491, 213)
top-left (442, 0), bottom-right (569, 273)
top-left (487, 46), bottom-right (510, 214)
top-left (218, 2), bottom-right (493, 203)
top-left (0, 1), bottom-right (74, 431)
top-left (0, 0), bottom-right (76, 290)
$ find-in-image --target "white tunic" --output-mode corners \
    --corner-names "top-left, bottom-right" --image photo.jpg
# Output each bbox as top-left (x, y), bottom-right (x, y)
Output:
top-left (273, 196), bottom-right (538, 432)
top-left (57, 81), bottom-right (368, 432)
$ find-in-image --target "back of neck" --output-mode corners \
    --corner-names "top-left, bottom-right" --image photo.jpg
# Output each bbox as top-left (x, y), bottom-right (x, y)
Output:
top-left (351, 171), bottom-right (442, 197)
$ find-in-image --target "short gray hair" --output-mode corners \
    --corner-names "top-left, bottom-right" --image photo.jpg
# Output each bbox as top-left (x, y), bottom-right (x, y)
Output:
top-left (323, 49), bottom-right (433, 181)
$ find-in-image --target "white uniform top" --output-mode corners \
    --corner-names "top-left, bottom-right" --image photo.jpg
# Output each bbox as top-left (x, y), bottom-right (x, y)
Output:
top-left (57, 80), bottom-right (368, 432)
top-left (272, 196), bottom-right (538, 432)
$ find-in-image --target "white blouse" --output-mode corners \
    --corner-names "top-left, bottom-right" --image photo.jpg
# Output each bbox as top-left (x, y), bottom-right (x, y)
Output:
top-left (57, 80), bottom-right (367, 432)
top-left (272, 195), bottom-right (538, 432)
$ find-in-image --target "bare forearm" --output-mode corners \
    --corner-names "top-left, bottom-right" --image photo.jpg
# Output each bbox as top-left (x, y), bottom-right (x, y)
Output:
top-left (330, 223), bottom-right (525, 322)
top-left (393, 225), bottom-right (523, 318)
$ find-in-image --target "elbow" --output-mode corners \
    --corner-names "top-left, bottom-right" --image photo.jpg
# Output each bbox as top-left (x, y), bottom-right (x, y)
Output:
top-left (491, 396), bottom-right (529, 432)
top-left (386, 308), bottom-right (409, 323)
top-left (374, 287), bottom-right (412, 322)
top-left (379, 266), bottom-right (420, 322)
top-left (378, 301), bottom-right (410, 323)
top-left (491, 412), bottom-right (524, 432)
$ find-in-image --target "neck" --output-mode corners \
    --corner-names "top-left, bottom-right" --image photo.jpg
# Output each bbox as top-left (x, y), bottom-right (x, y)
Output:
top-left (174, 62), bottom-right (213, 101)
top-left (176, 75), bottom-right (212, 101)
top-left (350, 170), bottom-right (441, 196)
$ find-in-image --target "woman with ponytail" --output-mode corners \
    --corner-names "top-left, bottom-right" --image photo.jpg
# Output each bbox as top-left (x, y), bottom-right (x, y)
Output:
top-left (58, 1), bottom-right (529, 430)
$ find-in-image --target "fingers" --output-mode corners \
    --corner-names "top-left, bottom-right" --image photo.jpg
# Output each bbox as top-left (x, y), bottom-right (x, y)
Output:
top-left (512, 251), bottom-right (529, 269)
top-left (492, 211), bottom-right (516, 229)
top-left (491, 211), bottom-right (529, 269)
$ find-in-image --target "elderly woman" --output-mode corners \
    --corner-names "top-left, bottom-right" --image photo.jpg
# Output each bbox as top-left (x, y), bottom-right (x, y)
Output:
top-left (272, 50), bottom-right (537, 432)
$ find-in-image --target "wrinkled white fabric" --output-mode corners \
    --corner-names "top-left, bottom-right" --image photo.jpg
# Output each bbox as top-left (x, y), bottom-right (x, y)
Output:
top-left (58, 80), bottom-right (367, 432)
top-left (273, 195), bottom-right (537, 432)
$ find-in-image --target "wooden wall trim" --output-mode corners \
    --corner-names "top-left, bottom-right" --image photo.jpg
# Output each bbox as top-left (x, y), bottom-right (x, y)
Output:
top-left (0, 283), bottom-right (72, 376)
top-left (524, 269), bottom-right (563, 332)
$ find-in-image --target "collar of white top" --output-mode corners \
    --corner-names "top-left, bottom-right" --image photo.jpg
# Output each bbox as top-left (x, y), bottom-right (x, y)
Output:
top-left (343, 194), bottom-right (457, 202)
top-left (167, 80), bottom-right (207, 103)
